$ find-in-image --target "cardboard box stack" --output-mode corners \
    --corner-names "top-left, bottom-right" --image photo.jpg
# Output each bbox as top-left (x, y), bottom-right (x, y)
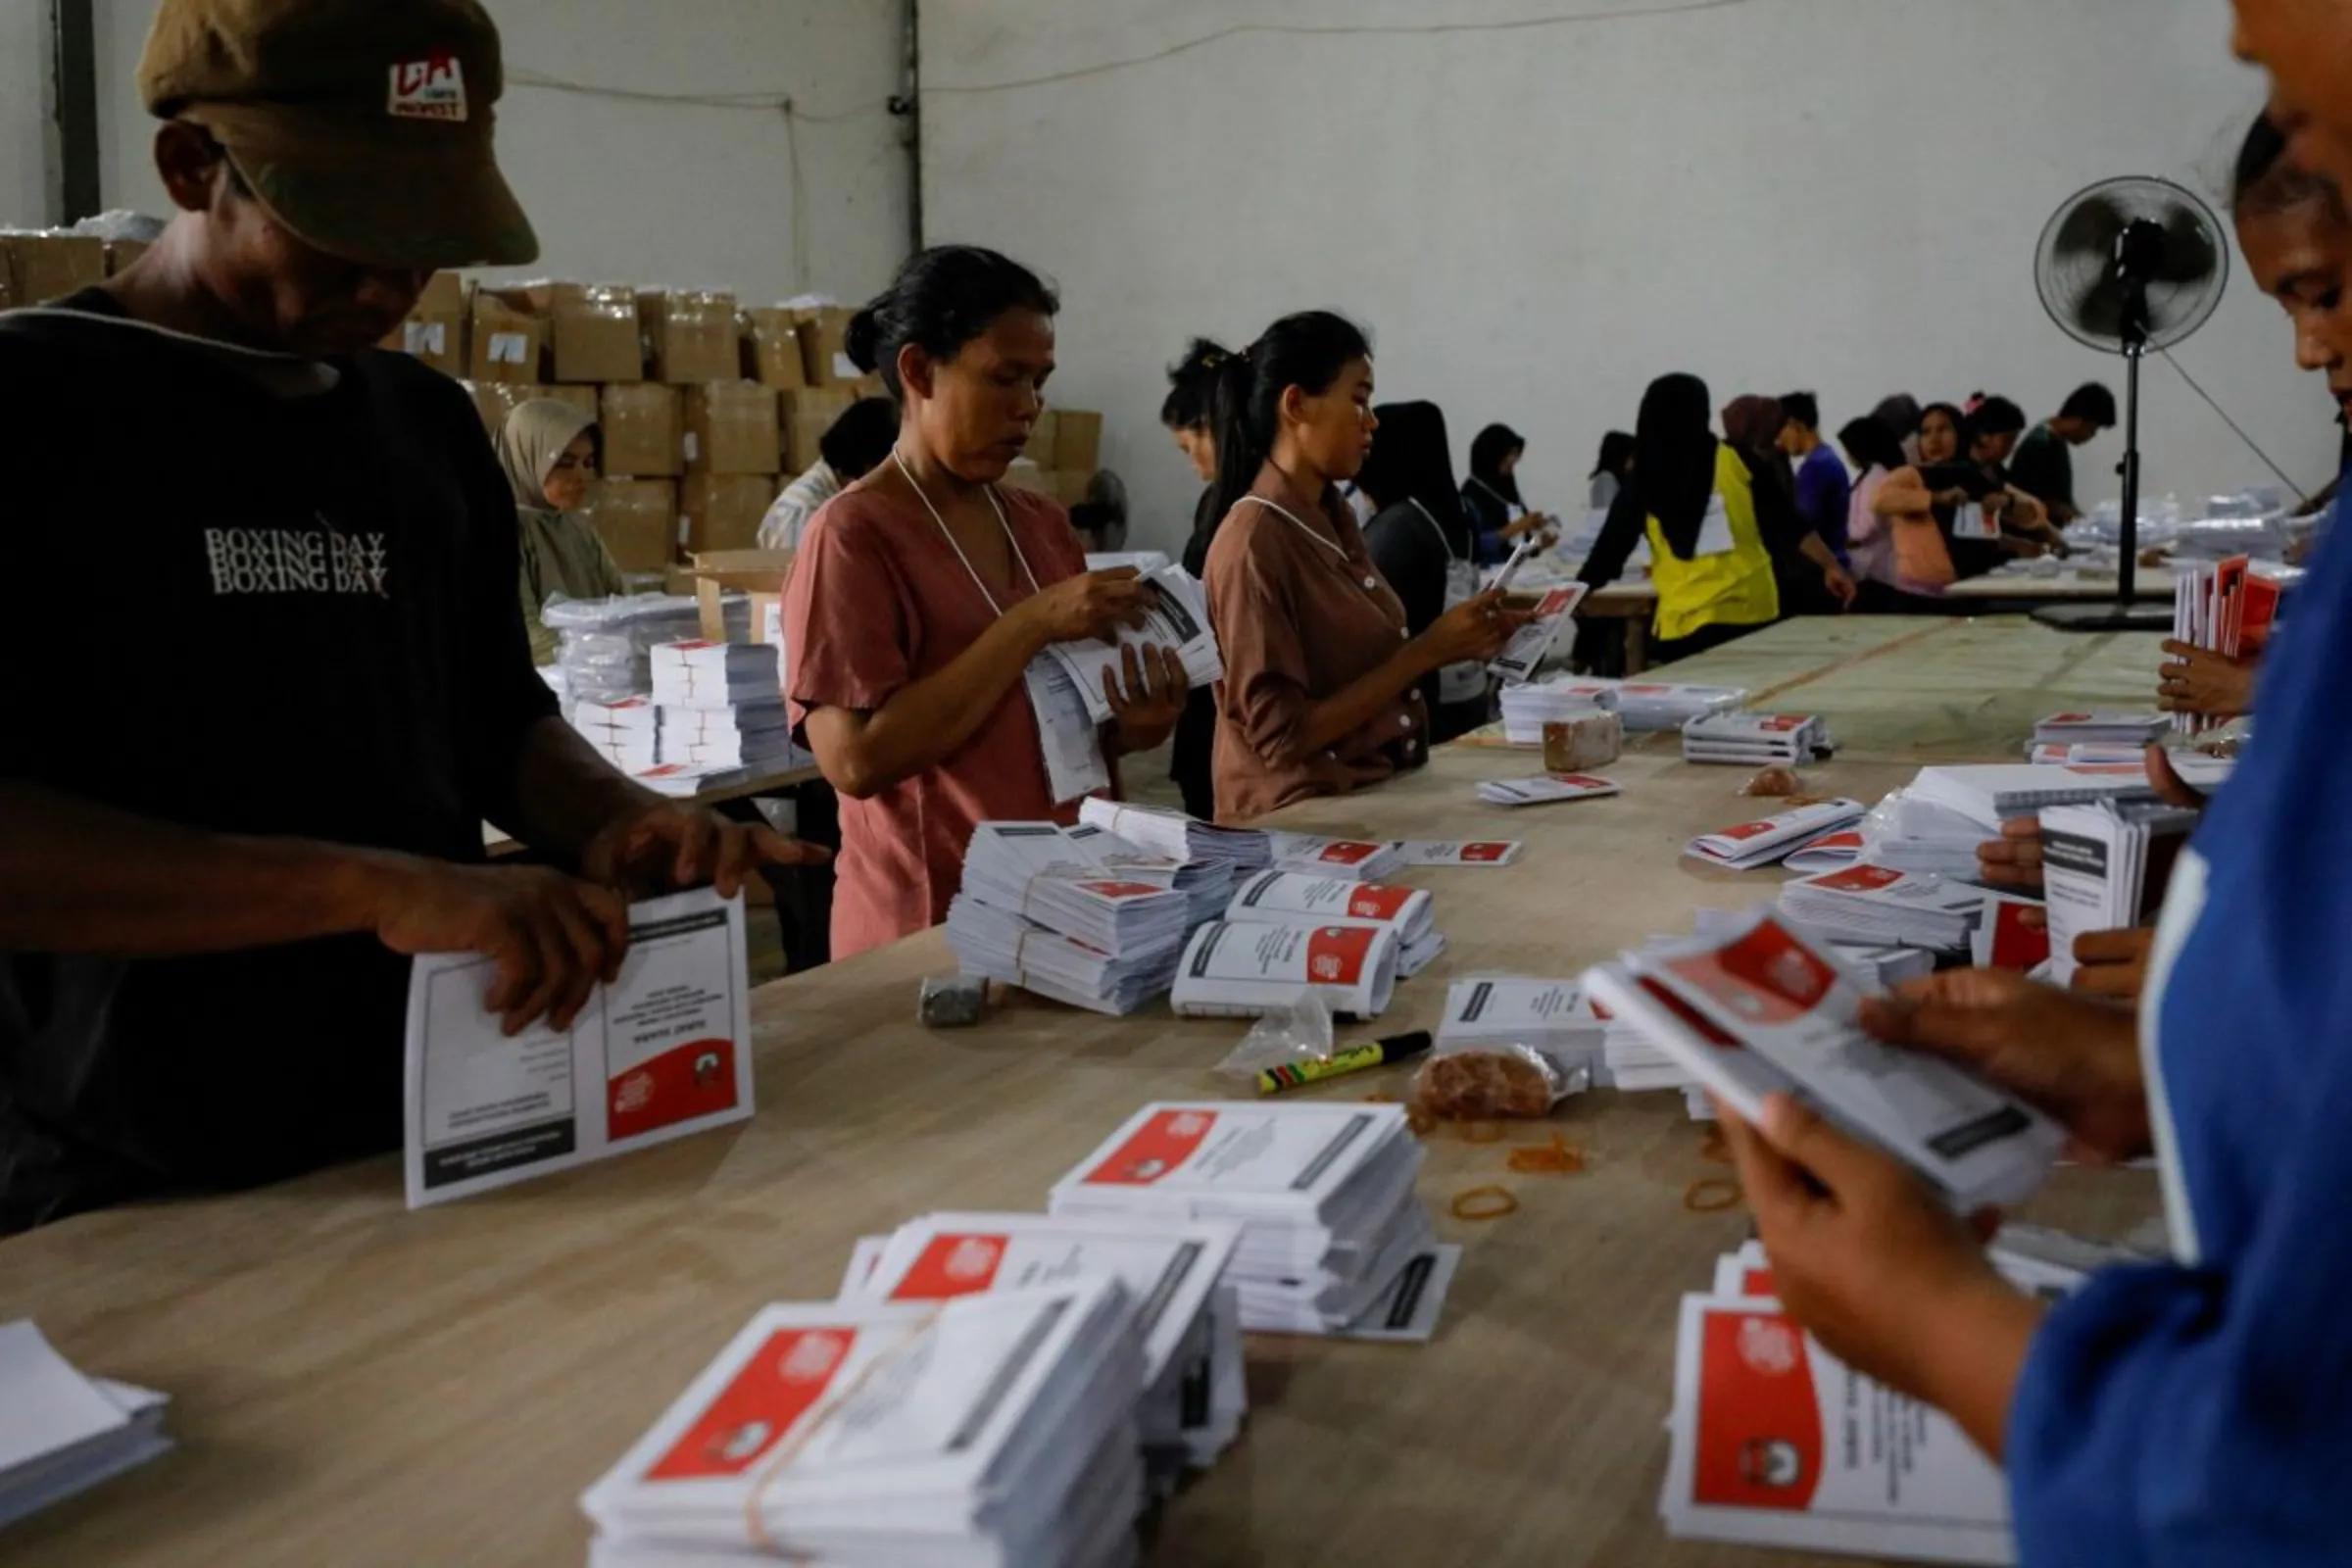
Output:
top-left (384, 273), bottom-right (468, 375)
top-left (741, 308), bottom-right (808, 390)
top-left (684, 383), bottom-right (781, 476)
top-left (0, 231), bottom-right (109, 309)
top-left (587, 480), bottom-right (682, 576)
top-left (466, 290), bottom-right (544, 385)
top-left (780, 386), bottom-right (856, 474)
top-left (600, 385), bottom-right (683, 478)
top-left (793, 304), bottom-right (861, 388)
top-left (521, 281), bottom-right (643, 383)
top-left (640, 290), bottom-right (739, 383)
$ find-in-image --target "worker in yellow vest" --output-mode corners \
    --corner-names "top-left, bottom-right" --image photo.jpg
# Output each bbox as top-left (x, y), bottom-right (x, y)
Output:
top-left (1579, 373), bottom-right (1855, 663)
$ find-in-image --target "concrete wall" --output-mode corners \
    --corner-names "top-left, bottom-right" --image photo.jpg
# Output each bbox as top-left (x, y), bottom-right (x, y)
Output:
top-left (1, 2), bottom-right (58, 227)
top-left (921, 0), bottom-right (2326, 554)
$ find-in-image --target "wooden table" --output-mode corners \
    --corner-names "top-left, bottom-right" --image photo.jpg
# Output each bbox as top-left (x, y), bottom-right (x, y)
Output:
top-left (485, 763), bottom-right (826, 856)
top-left (1937, 569), bottom-right (2176, 602)
top-left (0, 618), bottom-right (2166, 1568)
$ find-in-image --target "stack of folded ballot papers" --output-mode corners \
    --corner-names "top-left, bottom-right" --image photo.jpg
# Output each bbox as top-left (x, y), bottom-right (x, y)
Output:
top-left (1222, 870), bottom-right (1445, 978)
top-left (1437, 978), bottom-right (1610, 1079)
top-left (579, 1281), bottom-right (1146, 1568)
top-left (2032, 711), bottom-right (2170, 751)
top-left (947, 823), bottom-right (1197, 1014)
top-left (1906, 760), bottom-right (2171, 831)
top-left (1262, 833), bottom-right (1404, 882)
top-left (1838, 789), bottom-right (1991, 880)
top-left (1819, 940), bottom-right (1936, 991)
top-left (1681, 710), bottom-right (1834, 766)
top-left (1062, 822), bottom-right (1235, 929)
top-left (1613, 682), bottom-right (1748, 732)
top-left (1476, 772), bottom-right (1622, 808)
top-left (1049, 1102), bottom-right (1434, 1336)
top-left (1170, 919), bottom-right (1401, 1020)
top-left (1585, 910), bottom-right (2063, 1211)
top-left (1047, 566), bottom-right (1224, 724)
top-left (574, 695), bottom-right (661, 773)
top-left (1498, 679), bottom-right (1619, 744)
top-left (1781, 827), bottom-right (1866, 874)
top-left (658, 701), bottom-right (804, 772)
top-left (843, 1212), bottom-right (1246, 1484)
top-left (632, 761), bottom-right (745, 798)
top-left (948, 897), bottom-right (1185, 1015)
top-left (2029, 742), bottom-right (2153, 766)
top-left (1079, 799), bottom-right (1271, 871)
top-left (1684, 800), bottom-right (1866, 871)
top-left (2038, 800), bottom-right (2199, 985)
top-left (1777, 863), bottom-right (1986, 952)
top-left (651, 640), bottom-right (781, 710)
top-left (0, 1322), bottom-right (172, 1534)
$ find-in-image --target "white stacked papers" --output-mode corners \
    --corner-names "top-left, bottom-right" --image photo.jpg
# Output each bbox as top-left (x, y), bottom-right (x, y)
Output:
top-left (1488, 583), bottom-right (1591, 685)
top-left (1438, 978), bottom-right (1608, 1078)
top-left (1171, 920), bottom-right (1400, 1020)
top-left (575, 695), bottom-right (662, 772)
top-left (1062, 823), bottom-right (1236, 929)
top-left (2038, 801), bottom-right (2198, 985)
top-left (2034, 711), bottom-right (2170, 750)
top-left (1078, 799), bottom-right (1270, 871)
top-left (1262, 832), bottom-right (1403, 882)
top-left (658, 702), bottom-right (802, 772)
top-left (2174, 555), bottom-right (2284, 735)
top-left (1685, 799), bottom-right (1866, 872)
top-left (1823, 941), bottom-right (1936, 992)
top-left (1499, 678), bottom-right (1619, 745)
top-left (848, 1212), bottom-right (1246, 1476)
top-left (1477, 772), bottom-right (1621, 808)
top-left (1049, 1102), bottom-right (1437, 1336)
top-left (1049, 566), bottom-right (1224, 725)
top-left (0, 1322), bottom-right (172, 1533)
top-left (651, 640), bottom-right (782, 710)
top-left (1782, 827), bottom-right (1866, 875)
top-left (1390, 840), bottom-right (1524, 868)
top-left (631, 762), bottom-right (742, 799)
top-left (1660, 1294), bottom-right (2016, 1565)
top-left (1779, 863), bottom-right (1986, 952)
top-left (1853, 790), bottom-right (1994, 880)
top-left (960, 823), bottom-right (1193, 956)
top-left (1908, 761), bottom-right (2166, 830)
top-left (1224, 871), bottom-right (1436, 948)
top-left (1614, 682), bottom-right (1748, 732)
top-left (1584, 910), bottom-right (2062, 1209)
top-left (947, 896), bottom-right (1182, 1016)
top-left (1682, 710), bottom-right (1834, 766)
top-left (2029, 742), bottom-right (2152, 766)
top-left (580, 1282), bottom-right (1145, 1568)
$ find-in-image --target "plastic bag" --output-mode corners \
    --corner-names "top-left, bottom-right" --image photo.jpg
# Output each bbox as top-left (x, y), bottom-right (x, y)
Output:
top-left (547, 592), bottom-right (751, 704)
top-left (1212, 991), bottom-right (1336, 1084)
top-left (1740, 764), bottom-right (1804, 799)
top-left (1414, 1040), bottom-right (1585, 1120)
top-left (1543, 710), bottom-right (1624, 772)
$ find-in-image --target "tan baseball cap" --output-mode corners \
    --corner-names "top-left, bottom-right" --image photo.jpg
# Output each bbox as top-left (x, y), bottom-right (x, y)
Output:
top-left (138, 0), bottom-right (540, 270)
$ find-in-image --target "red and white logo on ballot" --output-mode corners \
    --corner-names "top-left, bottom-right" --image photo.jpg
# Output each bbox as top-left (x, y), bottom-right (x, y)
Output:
top-left (1668, 918), bottom-right (1835, 1026)
top-left (387, 54), bottom-right (468, 121)
top-left (1079, 880), bottom-right (1166, 902)
top-left (893, 1234), bottom-right (1008, 1298)
top-left (1310, 841), bottom-right (1381, 866)
top-left (1084, 1109), bottom-right (1219, 1186)
top-left (1308, 926), bottom-right (1376, 983)
top-left (1809, 863), bottom-right (1904, 894)
top-left (1347, 886), bottom-right (1412, 921)
top-left (1458, 842), bottom-right (1512, 862)
top-left (648, 1327), bottom-right (856, 1481)
top-left (1692, 1309), bottom-right (1822, 1511)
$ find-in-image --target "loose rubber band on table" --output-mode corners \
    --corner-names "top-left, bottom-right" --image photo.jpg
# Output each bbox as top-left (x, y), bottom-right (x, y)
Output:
top-left (1684, 1178), bottom-right (1742, 1213)
top-left (1507, 1133), bottom-right (1584, 1175)
top-left (1451, 1186), bottom-right (1519, 1221)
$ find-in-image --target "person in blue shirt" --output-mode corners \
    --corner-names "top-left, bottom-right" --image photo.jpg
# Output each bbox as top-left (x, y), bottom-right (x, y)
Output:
top-left (1712, 103), bottom-right (2352, 1564)
top-left (1775, 391), bottom-right (1852, 565)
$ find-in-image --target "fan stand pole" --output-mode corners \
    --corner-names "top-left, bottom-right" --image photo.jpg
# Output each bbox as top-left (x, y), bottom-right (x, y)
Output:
top-left (2117, 339), bottom-right (2144, 606)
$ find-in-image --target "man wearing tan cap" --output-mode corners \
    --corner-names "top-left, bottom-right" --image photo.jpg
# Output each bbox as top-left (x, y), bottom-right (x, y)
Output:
top-left (0, 0), bottom-right (819, 1231)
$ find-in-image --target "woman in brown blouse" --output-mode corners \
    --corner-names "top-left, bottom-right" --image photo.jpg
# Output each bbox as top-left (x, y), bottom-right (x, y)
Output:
top-left (1203, 313), bottom-right (1524, 822)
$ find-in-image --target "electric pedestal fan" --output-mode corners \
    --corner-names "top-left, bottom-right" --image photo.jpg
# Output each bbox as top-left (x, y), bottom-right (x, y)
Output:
top-left (2032, 176), bottom-right (2230, 632)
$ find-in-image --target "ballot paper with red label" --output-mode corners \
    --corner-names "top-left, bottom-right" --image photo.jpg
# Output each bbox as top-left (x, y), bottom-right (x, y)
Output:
top-left (1778, 862), bottom-right (1986, 951)
top-left (1973, 893), bottom-right (2052, 974)
top-left (1048, 1102), bottom-right (1434, 1334)
top-left (1390, 839), bottom-right (1525, 868)
top-left (2033, 711), bottom-right (2169, 749)
top-left (2037, 800), bottom-right (2198, 986)
top-left (1477, 772), bottom-right (1622, 808)
top-left (1907, 761), bottom-right (2167, 831)
top-left (850, 1212), bottom-right (1246, 1471)
top-left (1170, 920), bottom-right (1401, 1020)
top-left (945, 895), bottom-right (1183, 1016)
top-left (1615, 682), bottom-right (1749, 731)
top-left (1079, 798), bottom-right (1271, 870)
top-left (1782, 827), bottom-right (1866, 875)
top-left (579, 1282), bottom-right (1147, 1568)
top-left (1223, 870), bottom-right (1437, 949)
top-left (1438, 977), bottom-right (1608, 1076)
top-left (1262, 832), bottom-right (1404, 883)
top-left (1047, 565), bottom-right (1224, 725)
top-left (1489, 583), bottom-right (1591, 685)
top-left (1582, 911), bottom-right (2062, 1210)
top-left (1682, 710), bottom-right (1835, 766)
top-left (1709, 1241), bottom-right (1776, 1298)
top-left (402, 888), bottom-right (753, 1208)
top-left (1659, 1295), bottom-right (2017, 1565)
top-left (2027, 742), bottom-right (2151, 766)
top-left (651, 639), bottom-right (781, 710)
top-left (1686, 799), bottom-right (1867, 871)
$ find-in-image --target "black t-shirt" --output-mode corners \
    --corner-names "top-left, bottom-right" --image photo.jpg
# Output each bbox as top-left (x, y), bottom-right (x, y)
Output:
top-left (0, 293), bottom-right (558, 1231)
top-left (2009, 425), bottom-right (2074, 513)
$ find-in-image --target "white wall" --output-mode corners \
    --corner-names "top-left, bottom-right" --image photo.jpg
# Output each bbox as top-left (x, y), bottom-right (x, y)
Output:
top-left (84, 0), bottom-right (908, 304)
top-left (922, 0), bottom-right (2331, 556)
top-left (2, 2), bottom-right (58, 227)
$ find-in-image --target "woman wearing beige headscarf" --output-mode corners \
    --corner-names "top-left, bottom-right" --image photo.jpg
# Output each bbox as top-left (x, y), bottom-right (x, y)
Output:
top-left (499, 399), bottom-right (626, 664)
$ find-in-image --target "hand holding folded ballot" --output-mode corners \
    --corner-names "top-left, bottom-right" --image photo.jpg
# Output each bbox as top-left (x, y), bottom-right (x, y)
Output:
top-left (1013, 565), bottom-right (1154, 645)
top-left (1101, 642), bottom-right (1190, 754)
top-left (1975, 816), bottom-right (2046, 892)
top-left (1421, 588), bottom-right (1526, 669)
top-left (372, 861), bottom-right (630, 1036)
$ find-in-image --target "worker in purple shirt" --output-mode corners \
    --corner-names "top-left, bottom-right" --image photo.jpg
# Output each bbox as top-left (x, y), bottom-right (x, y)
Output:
top-left (1777, 392), bottom-right (1852, 565)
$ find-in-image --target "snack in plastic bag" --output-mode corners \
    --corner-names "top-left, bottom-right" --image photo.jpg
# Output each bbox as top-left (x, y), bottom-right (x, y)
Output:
top-left (1740, 764), bottom-right (1804, 798)
top-left (1543, 710), bottom-right (1625, 772)
top-left (1414, 1041), bottom-right (1582, 1120)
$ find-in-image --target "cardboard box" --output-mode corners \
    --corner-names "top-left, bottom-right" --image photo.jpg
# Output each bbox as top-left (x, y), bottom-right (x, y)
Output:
top-left (999, 466), bottom-right (1092, 509)
top-left (468, 293), bottom-right (544, 384)
top-left (742, 309), bottom-right (808, 390)
top-left (380, 272), bottom-right (469, 376)
top-left (5, 233), bottom-right (108, 304)
top-left (640, 290), bottom-right (739, 383)
top-left (601, 384), bottom-right (684, 478)
top-left (1020, 410), bottom-right (1060, 467)
top-left (780, 386), bottom-right (857, 474)
top-left (587, 478), bottom-right (680, 573)
top-left (544, 384), bottom-right (601, 422)
top-left (680, 474), bottom-right (781, 556)
top-left (104, 239), bottom-right (150, 275)
top-left (684, 381), bottom-right (782, 476)
top-left (794, 306), bottom-right (862, 388)
top-left (1054, 410), bottom-right (1102, 473)
top-left (688, 548), bottom-right (794, 645)
top-left (516, 281), bottom-right (643, 383)
top-left (464, 381), bottom-right (598, 436)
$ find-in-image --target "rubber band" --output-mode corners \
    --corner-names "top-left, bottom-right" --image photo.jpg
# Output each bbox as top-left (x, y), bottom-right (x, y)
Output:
top-left (1462, 1121), bottom-right (1508, 1145)
top-left (1684, 1178), bottom-right (1742, 1213)
top-left (1507, 1132), bottom-right (1584, 1175)
top-left (744, 1306), bottom-right (945, 1555)
top-left (1450, 1186), bottom-right (1519, 1221)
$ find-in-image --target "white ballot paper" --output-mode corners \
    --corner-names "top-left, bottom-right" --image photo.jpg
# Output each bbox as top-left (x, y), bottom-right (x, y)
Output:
top-left (1660, 1294), bottom-right (2016, 1565)
top-left (1583, 909), bottom-right (2062, 1210)
top-left (1477, 772), bottom-right (1621, 808)
top-left (1390, 840), bottom-right (1524, 868)
top-left (1048, 566), bottom-right (1223, 725)
top-left (1489, 583), bottom-right (1591, 686)
top-left (1686, 799), bottom-right (1866, 872)
top-left (0, 1321), bottom-right (173, 1533)
top-left (1172, 920), bottom-right (1400, 1020)
top-left (1021, 655), bottom-right (1111, 805)
top-left (403, 888), bottom-right (754, 1208)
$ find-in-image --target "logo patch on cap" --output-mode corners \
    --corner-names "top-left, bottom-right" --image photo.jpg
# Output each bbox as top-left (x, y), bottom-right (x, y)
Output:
top-left (388, 54), bottom-right (468, 122)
